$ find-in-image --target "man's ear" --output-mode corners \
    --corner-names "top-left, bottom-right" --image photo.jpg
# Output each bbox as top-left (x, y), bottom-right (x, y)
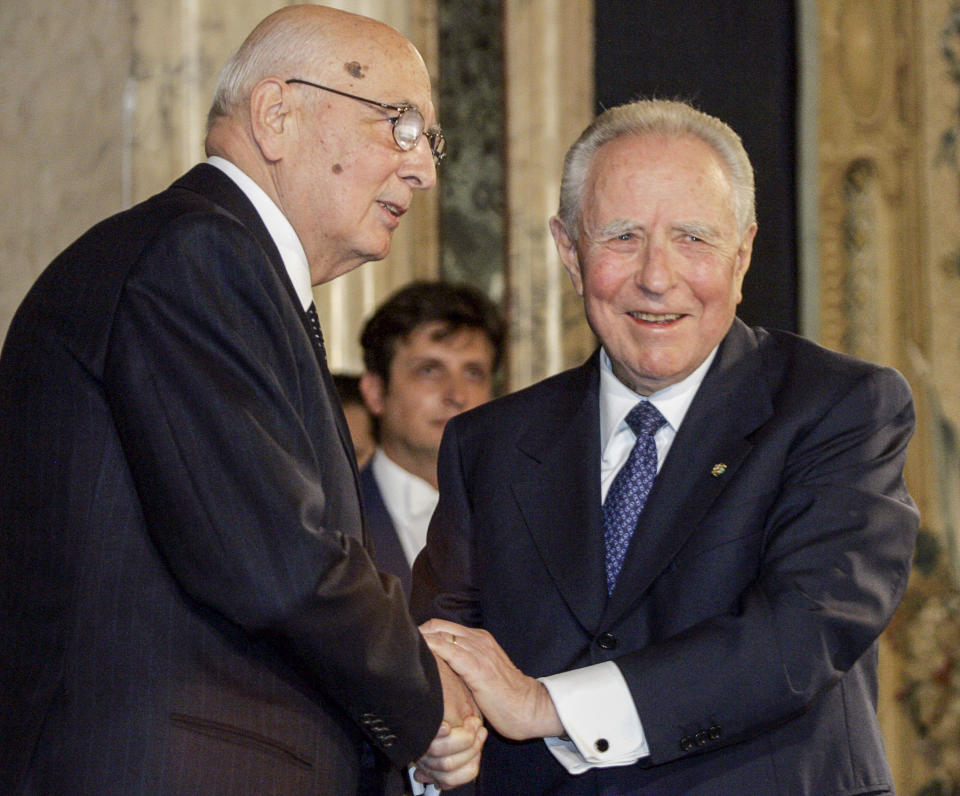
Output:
top-left (358, 371), bottom-right (386, 417)
top-left (733, 222), bottom-right (758, 304)
top-left (249, 78), bottom-right (293, 163)
top-left (549, 216), bottom-right (584, 296)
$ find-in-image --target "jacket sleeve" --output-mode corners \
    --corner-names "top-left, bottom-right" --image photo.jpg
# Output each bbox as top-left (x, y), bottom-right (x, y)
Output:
top-left (103, 211), bottom-right (442, 767)
top-left (619, 366), bottom-right (918, 764)
top-left (410, 417), bottom-right (483, 628)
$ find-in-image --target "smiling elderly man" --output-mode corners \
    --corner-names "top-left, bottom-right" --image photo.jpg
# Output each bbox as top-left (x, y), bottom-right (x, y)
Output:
top-left (413, 99), bottom-right (919, 795)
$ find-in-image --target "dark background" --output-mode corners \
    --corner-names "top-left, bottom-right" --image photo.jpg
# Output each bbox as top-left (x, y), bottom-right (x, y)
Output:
top-left (594, 1), bottom-right (799, 332)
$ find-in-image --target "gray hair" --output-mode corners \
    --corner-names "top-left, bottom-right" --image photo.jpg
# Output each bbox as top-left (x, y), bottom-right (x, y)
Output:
top-left (206, 12), bottom-right (325, 131)
top-left (556, 99), bottom-right (756, 241)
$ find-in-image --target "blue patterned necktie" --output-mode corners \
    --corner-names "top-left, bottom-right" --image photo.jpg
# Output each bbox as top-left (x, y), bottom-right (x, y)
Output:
top-left (603, 401), bottom-right (667, 594)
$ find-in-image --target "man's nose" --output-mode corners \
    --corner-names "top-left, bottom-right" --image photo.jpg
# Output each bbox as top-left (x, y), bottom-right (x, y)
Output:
top-left (443, 375), bottom-right (468, 409)
top-left (635, 240), bottom-right (677, 295)
top-left (399, 136), bottom-right (438, 190)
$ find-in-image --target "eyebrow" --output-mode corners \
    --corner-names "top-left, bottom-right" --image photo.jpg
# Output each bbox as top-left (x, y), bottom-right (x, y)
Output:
top-left (592, 219), bottom-right (641, 239)
top-left (591, 220), bottom-right (721, 241)
top-left (674, 222), bottom-right (720, 240)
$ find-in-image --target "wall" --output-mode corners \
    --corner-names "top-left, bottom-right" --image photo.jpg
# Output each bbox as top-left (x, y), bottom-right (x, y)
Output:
top-left (0, 0), bottom-right (133, 341)
top-left (816, 0), bottom-right (960, 790)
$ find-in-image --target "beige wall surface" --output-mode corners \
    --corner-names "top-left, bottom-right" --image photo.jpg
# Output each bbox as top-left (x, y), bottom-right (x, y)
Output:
top-left (1, 0), bottom-right (133, 342)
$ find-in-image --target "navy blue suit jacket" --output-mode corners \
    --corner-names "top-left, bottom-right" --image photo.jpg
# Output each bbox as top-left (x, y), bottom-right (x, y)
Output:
top-left (0, 164), bottom-right (442, 794)
top-left (360, 464), bottom-right (413, 598)
top-left (412, 320), bottom-right (919, 795)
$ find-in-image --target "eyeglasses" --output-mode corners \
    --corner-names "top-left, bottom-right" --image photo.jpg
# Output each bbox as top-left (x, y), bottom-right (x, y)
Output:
top-left (285, 78), bottom-right (446, 166)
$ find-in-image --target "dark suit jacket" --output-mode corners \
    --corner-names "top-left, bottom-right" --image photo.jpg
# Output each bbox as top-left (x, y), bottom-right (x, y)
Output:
top-left (360, 464), bottom-right (414, 598)
top-left (412, 319), bottom-right (919, 796)
top-left (0, 164), bottom-right (442, 795)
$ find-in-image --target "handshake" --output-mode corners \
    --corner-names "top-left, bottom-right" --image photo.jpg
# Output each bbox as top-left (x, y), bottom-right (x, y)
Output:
top-left (410, 619), bottom-right (565, 791)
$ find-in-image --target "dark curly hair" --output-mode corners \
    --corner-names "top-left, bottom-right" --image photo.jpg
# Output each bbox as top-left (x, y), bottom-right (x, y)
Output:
top-left (360, 280), bottom-right (506, 381)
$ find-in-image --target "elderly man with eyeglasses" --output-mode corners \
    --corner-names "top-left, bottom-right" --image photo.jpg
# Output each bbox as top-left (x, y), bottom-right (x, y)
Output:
top-left (0, 6), bottom-right (482, 795)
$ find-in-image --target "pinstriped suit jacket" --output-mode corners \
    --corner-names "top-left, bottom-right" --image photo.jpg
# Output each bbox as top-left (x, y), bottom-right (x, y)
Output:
top-left (0, 164), bottom-right (442, 794)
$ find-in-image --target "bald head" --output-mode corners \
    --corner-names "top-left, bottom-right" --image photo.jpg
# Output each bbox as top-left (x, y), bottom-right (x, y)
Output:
top-left (206, 5), bottom-right (424, 133)
top-left (202, 4), bottom-right (439, 284)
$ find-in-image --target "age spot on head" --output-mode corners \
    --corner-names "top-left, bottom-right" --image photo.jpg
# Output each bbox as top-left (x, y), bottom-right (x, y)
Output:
top-left (332, 163), bottom-right (343, 174)
top-left (345, 61), bottom-right (365, 79)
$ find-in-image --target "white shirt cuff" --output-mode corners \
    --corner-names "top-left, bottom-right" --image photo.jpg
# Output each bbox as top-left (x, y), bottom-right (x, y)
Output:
top-left (538, 661), bottom-right (649, 774)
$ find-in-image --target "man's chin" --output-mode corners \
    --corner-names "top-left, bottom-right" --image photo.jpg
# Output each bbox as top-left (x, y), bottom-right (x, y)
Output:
top-left (359, 236), bottom-right (394, 265)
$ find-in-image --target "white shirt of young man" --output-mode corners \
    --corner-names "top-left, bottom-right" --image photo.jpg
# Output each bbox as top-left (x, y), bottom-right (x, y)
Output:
top-left (370, 448), bottom-right (439, 568)
top-left (539, 345), bottom-right (717, 773)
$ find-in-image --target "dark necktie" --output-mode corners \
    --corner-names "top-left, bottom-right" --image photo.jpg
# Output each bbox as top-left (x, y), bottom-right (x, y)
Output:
top-left (602, 401), bottom-right (667, 594)
top-left (304, 300), bottom-right (363, 535)
top-left (306, 302), bottom-right (326, 359)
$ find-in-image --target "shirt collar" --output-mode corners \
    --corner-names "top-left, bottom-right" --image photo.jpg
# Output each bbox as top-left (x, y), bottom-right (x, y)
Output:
top-left (370, 448), bottom-right (439, 517)
top-left (207, 156), bottom-right (313, 312)
top-left (599, 345), bottom-right (717, 451)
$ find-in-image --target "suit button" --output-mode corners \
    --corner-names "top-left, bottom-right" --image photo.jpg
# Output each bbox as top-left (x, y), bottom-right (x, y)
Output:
top-left (382, 734), bottom-right (397, 748)
top-left (679, 736), bottom-right (694, 752)
top-left (597, 633), bottom-right (618, 650)
top-left (695, 731), bottom-right (709, 746)
top-left (594, 738), bottom-right (609, 753)
top-left (708, 725), bottom-right (722, 741)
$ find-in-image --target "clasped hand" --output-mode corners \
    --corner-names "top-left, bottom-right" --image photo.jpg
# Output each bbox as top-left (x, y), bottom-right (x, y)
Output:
top-left (412, 651), bottom-right (486, 790)
top-left (419, 618), bottom-right (565, 742)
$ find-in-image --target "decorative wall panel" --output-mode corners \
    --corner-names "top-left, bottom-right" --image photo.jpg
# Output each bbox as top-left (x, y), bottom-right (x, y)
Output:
top-left (819, 0), bottom-right (960, 790)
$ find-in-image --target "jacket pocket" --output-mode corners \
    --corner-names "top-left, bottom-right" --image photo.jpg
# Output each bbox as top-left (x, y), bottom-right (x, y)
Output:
top-left (169, 712), bottom-right (313, 770)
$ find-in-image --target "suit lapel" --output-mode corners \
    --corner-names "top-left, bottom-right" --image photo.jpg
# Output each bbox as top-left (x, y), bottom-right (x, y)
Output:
top-left (511, 356), bottom-right (608, 633)
top-left (172, 165), bottom-right (365, 528)
top-left (604, 320), bottom-right (773, 620)
top-left (174, 165), bottom-right (288, 287)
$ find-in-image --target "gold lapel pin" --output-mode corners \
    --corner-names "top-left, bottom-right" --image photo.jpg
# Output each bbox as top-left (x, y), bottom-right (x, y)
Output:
top-left (711, 463), bottom-right (728, 477)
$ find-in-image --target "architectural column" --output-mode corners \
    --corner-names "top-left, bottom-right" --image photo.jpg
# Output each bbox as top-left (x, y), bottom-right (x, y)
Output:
top-left (313, 0), bottom-right (441, 371)
top-left (503, 0), bottom-right (595, 390)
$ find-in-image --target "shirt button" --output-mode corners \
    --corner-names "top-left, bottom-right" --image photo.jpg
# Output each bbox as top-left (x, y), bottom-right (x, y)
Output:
top-left (596, 633), bottom-right (618, 650)
top-left (595, 738), bottom-right (609, 753)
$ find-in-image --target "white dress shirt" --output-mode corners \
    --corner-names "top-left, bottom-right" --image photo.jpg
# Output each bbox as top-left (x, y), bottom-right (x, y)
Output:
top-left (539, 346), bottom-right (717, 773)
top-left (207, 156), bottom-right (313, 312)
top-left (370, 448), bottom-right (440, 568)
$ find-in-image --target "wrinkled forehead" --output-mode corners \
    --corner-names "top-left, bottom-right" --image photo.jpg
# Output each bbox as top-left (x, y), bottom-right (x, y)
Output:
top-left (591, 133), bottom-right (728, 183)
top-left (583, 134), bottom-right (735, 216)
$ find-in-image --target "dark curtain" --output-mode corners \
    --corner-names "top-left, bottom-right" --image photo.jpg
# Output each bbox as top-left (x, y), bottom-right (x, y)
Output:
top-left (595, 1), bottom-right (798, 332)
